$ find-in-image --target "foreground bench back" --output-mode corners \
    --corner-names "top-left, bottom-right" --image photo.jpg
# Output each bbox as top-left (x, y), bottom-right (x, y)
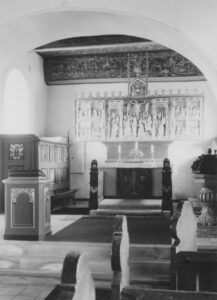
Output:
top-left (121, 287), bottom-right (217, 300)
top-left (46, 251), bottom-right (95, 300)
top-left (111, 215), bottom-right (130, 300)
top-left (170, 200), bottom-right (217, 292)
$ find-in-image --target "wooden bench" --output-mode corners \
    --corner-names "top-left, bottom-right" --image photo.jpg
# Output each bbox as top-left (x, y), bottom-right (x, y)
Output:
top-left (45, 251), bottom-right (95, 300)
top-left (111, 215), bottom-right (130, 300)
top-left (170, 200), bottom-right (217, 292)
top-left (51, 188), bottom-right (79, 212)
top-left (121, 287), bottom-right (217, 300)
top-left (110, 211), bottom-right (217, 300)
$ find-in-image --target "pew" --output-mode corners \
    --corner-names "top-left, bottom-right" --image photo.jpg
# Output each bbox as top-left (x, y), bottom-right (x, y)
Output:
top-left (170, 199), bottom-right (217, 292)
top-left (45, 251), bottom-right (95, 300)
top-left (121, 286), bottom-right (217, 300)
top-left (110, 210), bottom-right (217, 300)
top-left (51, 188), bottom-right (79, 212)
top-left (111, 215), bottom-right (130, 300)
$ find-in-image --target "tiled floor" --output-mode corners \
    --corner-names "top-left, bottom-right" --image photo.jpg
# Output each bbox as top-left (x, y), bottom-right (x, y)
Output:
top-left (0, 284), bottom-right (53, 300)
top-left (0, 213), bottom-right (82, 299)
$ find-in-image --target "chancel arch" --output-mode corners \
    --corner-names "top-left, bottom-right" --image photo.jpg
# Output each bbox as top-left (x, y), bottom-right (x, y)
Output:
top-left (0, 5), bottom-right (217, 98)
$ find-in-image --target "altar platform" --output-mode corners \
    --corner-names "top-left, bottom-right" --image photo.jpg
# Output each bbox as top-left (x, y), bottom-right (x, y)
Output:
top-left (91, 198), bottom-right (163, 216)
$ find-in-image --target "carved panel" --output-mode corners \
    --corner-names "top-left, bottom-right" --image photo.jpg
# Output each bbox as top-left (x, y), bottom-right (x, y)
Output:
top-left (154, 99), bottom-right (169, 139)
top-left (44, 51), bottom-right (202, 83)
top-left (11, 188), bottom-right (35, 228)
top-left (76, 100), bottom-right (105, 141)
top-left (117, 168), bottom-right (152, 198)
top-left (9, 144), bottom-right (24, 160)
top-left (44, 186), bottom-right (50, 226)
top-left (107, 100), bottom-right (123, 140)
top-left (49, 146), bottom-right (55, 162)
top-left (76, 95), bottom-right (203, 141)
top-left (148, 52), bottom-right (202, 77)
top-left (49, 168), bottom-right (56, 183)
top-left (45, 53), bottom-right (128, 81)
top-left (40, 144), bottom-right (49, 161)
top-left (171, 96), bottom-right (203, 139)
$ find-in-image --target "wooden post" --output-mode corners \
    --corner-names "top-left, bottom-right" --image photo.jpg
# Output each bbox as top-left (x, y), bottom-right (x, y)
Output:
top-left (162, 158), bottom-right (172, 212)
top-left (89, 159), bottom-right (98, 210)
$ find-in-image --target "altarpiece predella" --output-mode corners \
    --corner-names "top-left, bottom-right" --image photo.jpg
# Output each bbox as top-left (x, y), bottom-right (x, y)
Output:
top-left (75, 95), bottom-right (203, 141)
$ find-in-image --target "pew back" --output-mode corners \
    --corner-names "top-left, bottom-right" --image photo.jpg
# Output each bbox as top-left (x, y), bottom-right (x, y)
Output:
top-left (121, 286), bottom-right (217, 300)
top-left (111, 215), bottom-right (130, 300)
top-left (45, 251), bottom-right (95, 300)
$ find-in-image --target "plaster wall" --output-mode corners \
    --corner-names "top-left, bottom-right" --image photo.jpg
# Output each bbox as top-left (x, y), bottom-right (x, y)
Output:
top-left (0, 52), bottom-right (47, 135)
top-left (0, 0), bottom-right (217, 100)
top-left (46, 79), bottom-right (217, 199)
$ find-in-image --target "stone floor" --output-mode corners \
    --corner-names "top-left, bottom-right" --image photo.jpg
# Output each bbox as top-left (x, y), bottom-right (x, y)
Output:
top-left (0, 213), bottom-right (82, 299)
top-left (0, 199), bottom-right (217, 299)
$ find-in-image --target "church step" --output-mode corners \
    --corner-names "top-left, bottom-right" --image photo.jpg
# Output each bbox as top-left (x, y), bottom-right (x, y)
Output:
top-left (0, 241), bottom-right (170, 261)
top-left (91, 209), bottom-right (162, 216)
top-left (130, 259), bottom-right (170, 275)
top-left (130, 244), bottom-right (170, 260)
top-left (99, 199), bottom-right (162, 210)
top-left (130, 274), bottom-right (170, 287)
top-left (0, 241), bottom-right (111, 260)
top-left (0, 257), bottom-right (170, 279)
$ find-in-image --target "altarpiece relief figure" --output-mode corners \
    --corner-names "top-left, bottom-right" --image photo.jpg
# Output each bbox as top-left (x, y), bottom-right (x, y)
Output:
top-left (107, 100), bottom-right (123, 140)
top-left (91, 100), bottom-right (105, 140)
top-left (171, 98), bottom-right (187, 138)
top-left (187, 96), bottom-right (202, 137)
top-left (76, 101), bottom-right (92, 140)
top-left (154, 99), bottom-right (169, 139)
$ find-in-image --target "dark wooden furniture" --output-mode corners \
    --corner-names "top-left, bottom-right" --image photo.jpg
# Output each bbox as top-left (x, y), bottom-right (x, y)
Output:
top-left (121, 287), bottom-right (217, 300)
top-left (51, 188), bottom-right (78, 212)
top-left (0, 134), bottom-right (70, 213)
top-left (117, 168), bottom-right (152, 198)
top-left (170, 200), bottom-right (217, 292)
top-left (175, 251), bottom-right (217, 292)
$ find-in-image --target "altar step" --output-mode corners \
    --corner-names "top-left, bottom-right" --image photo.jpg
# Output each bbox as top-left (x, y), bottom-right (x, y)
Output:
top-left (91, 198), bottom-right (162, 216)
top-left (0, 241), bottom-right (170, 291)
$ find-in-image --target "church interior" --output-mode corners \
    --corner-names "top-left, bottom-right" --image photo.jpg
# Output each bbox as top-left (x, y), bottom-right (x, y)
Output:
top-left (1, 1), bottom-right (217, 299)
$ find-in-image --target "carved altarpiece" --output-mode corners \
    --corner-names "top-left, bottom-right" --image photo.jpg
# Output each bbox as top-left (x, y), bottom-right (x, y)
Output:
top-left (75, 95), bottom-right (203, 141)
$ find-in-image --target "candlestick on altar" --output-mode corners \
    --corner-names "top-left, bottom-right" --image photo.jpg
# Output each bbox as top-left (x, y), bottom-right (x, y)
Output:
top-left (151, 144), bottom-right (155, 163)
top-left (118, 144), bottom-right (121, 161)
top-left (151, 144), bottom-right (154, 154)
top-left (135, 141), bottom-right (138, 151)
